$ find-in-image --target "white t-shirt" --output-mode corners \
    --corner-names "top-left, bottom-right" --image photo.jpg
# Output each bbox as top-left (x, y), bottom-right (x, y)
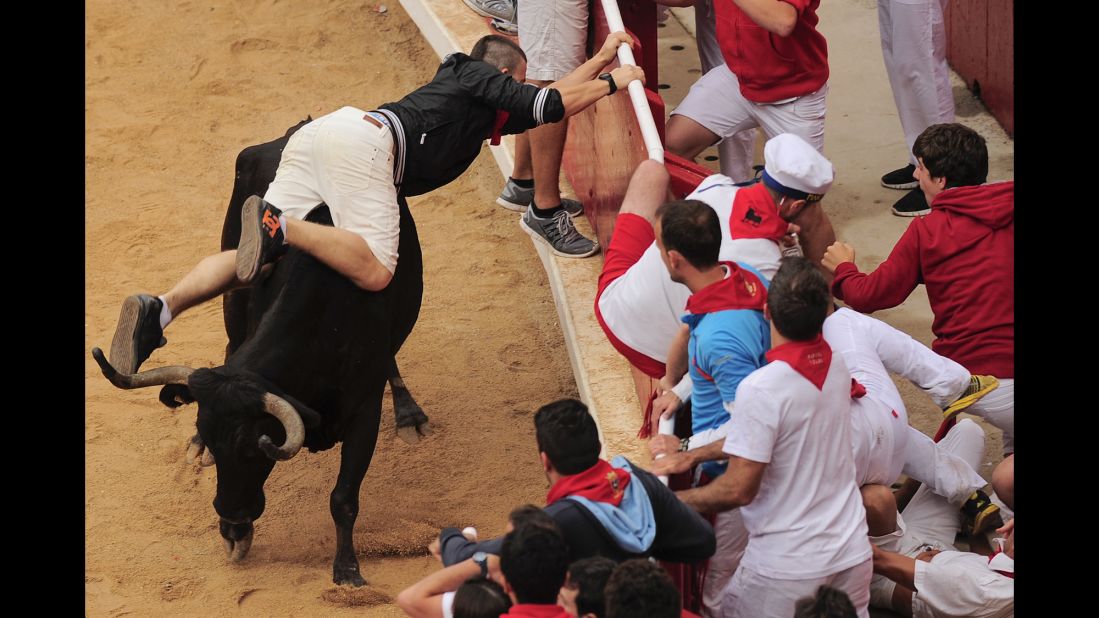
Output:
top-left (441, 591), bottom-right (455, 618)
top-left (722, 351), bottom-right (871, 579)
top-left (912, 552), bottom-right (1014, 618)
top-left (597, 175), bottom-right (783, 362)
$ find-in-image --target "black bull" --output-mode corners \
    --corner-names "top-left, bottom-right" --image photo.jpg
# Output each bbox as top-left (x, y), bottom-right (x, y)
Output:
top-left (93, 118), bottom-right (431, 586)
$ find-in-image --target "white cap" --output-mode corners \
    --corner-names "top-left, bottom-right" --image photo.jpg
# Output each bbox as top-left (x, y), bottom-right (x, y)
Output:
top-left (762, 134), bottom-right (834, 201)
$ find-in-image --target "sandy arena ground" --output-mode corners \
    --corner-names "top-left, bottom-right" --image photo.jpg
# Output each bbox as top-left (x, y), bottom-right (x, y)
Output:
top-left (86, 2), bottom-right (577, 615)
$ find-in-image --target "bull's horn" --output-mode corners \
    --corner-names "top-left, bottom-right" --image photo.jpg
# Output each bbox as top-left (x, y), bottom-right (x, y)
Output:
top-left (257, 393), bottom-right (305, 461)
top-left (91, 347), bottom-right (194, 389)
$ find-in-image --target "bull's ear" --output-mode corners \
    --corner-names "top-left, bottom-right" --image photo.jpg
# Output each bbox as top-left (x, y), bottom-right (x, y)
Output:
top-left (159, 384), bottom-right (196, 408)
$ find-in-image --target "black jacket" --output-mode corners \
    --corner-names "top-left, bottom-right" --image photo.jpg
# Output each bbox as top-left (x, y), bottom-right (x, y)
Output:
top-left (378, 53), bottom-right (565, 197)
top-left (439, 459), bottom-right (716, 565)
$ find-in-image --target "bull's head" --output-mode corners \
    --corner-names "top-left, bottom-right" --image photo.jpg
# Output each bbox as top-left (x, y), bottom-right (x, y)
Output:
top-left (91, 348), bottom-right (317, 562)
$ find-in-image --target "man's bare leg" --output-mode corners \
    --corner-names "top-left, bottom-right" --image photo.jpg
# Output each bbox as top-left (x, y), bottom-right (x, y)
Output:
top-left (528, 78), bottom-right (569, 209)
top-left (109, 250), bottom-right (246, 374)
top-left (283, 218), bottom-right (392, 291)
top-left (512, 132), bottom-right (533, 181)
top-left (666, 114), bottom-right (721, 161)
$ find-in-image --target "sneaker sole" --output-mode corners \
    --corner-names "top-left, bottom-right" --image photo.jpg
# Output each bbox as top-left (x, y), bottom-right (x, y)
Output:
top-left (109, 295), bottom-right (152, 374)
top-left (891, 206), bottom-right (931, 217)
top-left (881, 179), bottom-right (919, 190)
top-left (518, 218), bottom-right (600, 258)
top-left (236, 196), bottom-right (265, 283)
top-left (970, 504), bottom-right (1002, 536)
top-left (942, 376), bottom-right (999, 420)
top-left (496, 195), bottom-right (529, 212)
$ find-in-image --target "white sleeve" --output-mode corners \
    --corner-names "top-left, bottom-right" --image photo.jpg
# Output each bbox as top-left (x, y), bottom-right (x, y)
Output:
top-left (671, 374), bottom-right (693, 402)
top-left (687, 401), bottom-right (734, 450)
top-left (912, 555), bottom-right (1014, 618)
top-left (441, 591), bottom-right (456, 618)
top-left (721, 380), bottom-right (776, 464)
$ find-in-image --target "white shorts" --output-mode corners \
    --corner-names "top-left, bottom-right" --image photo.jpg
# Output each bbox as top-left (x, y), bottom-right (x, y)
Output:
top-left (517, 0), bottom-right (589, 81)
top-left (672, 63), bottom-right (827, 153)
top-left (263, 106), bottom-right (399, 274)
top-left (722, 559), bottom-right (873, 618)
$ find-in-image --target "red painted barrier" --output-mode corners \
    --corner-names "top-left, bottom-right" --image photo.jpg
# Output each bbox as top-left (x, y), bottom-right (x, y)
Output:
top-left (561, 0), bottom-right (711, 248)
top-left (945, 0), bottom-right (1013, 136)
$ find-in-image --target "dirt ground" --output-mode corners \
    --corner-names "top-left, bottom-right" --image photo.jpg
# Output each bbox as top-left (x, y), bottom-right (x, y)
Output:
top-left (85, 2), bottom-right (576, 615)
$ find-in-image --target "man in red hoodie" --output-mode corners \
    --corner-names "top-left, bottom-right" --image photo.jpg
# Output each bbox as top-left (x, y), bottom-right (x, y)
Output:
top-left (821, 123), bottom-right (1014, 455)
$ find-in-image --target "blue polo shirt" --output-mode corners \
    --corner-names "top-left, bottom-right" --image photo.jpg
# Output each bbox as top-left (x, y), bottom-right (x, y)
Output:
top-left (684, 263), bottom-right (770, 478)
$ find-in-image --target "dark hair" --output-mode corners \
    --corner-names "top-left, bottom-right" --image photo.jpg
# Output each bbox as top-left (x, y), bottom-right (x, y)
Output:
top-left (912, 123), bottom-right (988, 188)
top-left (656, 199), bottom-right (721, 269)
top-left (452, 578), bottom-right (512, 618)
top-left (793, 585), bottom-right (857, 618)
top-left (534, 399), bottom-right (601, 475)
top-left (500, 519), bottom-right (570, 604)
top-left (470, 34), bottom-right (527, 73)
top-left (767, 257), bottom-right (830, 341)
top-left (509, 504), bottom-right (554, 529)
top-left (565, 557), bottom-right (617, 618)
top-left (604, 559), bottom-right (680, 618)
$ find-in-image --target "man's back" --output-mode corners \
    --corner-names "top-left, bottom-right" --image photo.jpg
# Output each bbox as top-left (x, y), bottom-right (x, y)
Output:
top-left (724, 349), bottom-right (870, 580)
top-left (596, 175), bottom-right (782, 363)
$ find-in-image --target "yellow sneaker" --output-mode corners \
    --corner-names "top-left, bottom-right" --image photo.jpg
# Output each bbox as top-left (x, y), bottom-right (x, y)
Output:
top-left (943, 375), bottom-right (999, 420)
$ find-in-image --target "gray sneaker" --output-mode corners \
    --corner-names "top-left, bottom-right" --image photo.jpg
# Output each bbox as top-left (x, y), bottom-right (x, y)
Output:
top-left (497, 178), bottom-right (584, 217)
top-left (520, 207), bottom-right (599, 258)
top-left (462, 0), bottom-right (515, 22)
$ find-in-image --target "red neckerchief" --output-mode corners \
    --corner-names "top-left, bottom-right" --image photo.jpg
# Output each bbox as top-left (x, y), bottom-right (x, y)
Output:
top-left (489, 110), bottom-right (510, 146)
top-left (501, 604), bottom-right (572, 618)
top-left (765, 335), bottom-right (833, 390)
top-left (684, 262), bottom-right (767, 315)
top-left (545, 459), bottom-right (631, 507)
top-left (729, 182), bottom-right (788, 242)
top-left (988, 549), bottom-right (1015, 579)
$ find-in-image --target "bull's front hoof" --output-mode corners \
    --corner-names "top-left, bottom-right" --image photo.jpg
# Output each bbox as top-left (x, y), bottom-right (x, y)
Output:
top-left (333, 567), bottom-right (366, 587)
top-left (396, 425), bottom-right (421, 445)
top-left (220, 520), bottom-right (254, 562)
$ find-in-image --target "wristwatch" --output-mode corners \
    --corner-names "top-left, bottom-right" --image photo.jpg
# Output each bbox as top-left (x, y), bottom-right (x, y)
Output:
top-left (472, 551), bottom-right (489, 579)
top-left (598, 72), bottom-right (617, 95)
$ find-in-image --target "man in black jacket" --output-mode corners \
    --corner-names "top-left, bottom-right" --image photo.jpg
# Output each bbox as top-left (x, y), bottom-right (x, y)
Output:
top-left (104, 33), bottom-right (643, 376)
top-left (436, 398), bottom-right (716, 566)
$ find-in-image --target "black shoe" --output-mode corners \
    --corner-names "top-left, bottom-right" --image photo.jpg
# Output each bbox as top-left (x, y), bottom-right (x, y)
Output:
top-left (236, 196), bottom-right (289, 283)
top-left (961, 490), bottom-right (1002, 536)
top-left (881, 164), bottom-right (918, 190)
top-left (891, 189), bottom-right (930, 217)
top-left (109, 294), bottom-right (167, 374)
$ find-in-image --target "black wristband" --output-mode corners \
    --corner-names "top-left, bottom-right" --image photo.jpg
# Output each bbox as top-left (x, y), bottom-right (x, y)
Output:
top-left (598, 72), bottom-right (617, 95)
top-left (679, 437), bottom-right (690, 453)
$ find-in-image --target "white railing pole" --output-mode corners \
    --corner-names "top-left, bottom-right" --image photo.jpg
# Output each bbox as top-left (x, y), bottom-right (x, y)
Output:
top-left (598, 0), bottom-right (665, 163)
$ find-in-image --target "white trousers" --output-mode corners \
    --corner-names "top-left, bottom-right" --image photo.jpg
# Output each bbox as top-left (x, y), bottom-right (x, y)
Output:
top-left (722, 558), bottom-right (873, 618)
top-left (672, 64), bottom-right (827, 167)
top-left (868, 419), bottom-right (986, 608)
top-left (701, 509), bottom-right (749, 618)
top-left (264, 106), bottom-right (399, 274)
top-left (824, 309), bottom-right (985, 502)
top-left (878, 0), bottom-right (955, 165)
top-left (693, 0), bottom-right (755, 182)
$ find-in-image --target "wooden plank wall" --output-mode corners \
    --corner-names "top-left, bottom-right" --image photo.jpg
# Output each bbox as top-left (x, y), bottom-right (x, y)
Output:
top-left (945, 0), bottom-right (1014, 136)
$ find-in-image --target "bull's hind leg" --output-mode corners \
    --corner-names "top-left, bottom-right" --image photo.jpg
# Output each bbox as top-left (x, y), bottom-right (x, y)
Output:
top-left (389, 358), bottom-right (431, 444)
top-left (329, 381), bottom-right (386, 587)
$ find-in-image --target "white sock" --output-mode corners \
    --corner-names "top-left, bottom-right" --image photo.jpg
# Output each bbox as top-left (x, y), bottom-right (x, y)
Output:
top-left (278, 215), bottom-right (289, 244)
top-left (158, 295), bottom-right (173, 330)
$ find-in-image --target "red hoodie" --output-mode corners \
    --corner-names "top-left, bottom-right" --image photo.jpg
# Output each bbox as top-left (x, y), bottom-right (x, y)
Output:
top-left (832, 181), bottom-right (1014, 377)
